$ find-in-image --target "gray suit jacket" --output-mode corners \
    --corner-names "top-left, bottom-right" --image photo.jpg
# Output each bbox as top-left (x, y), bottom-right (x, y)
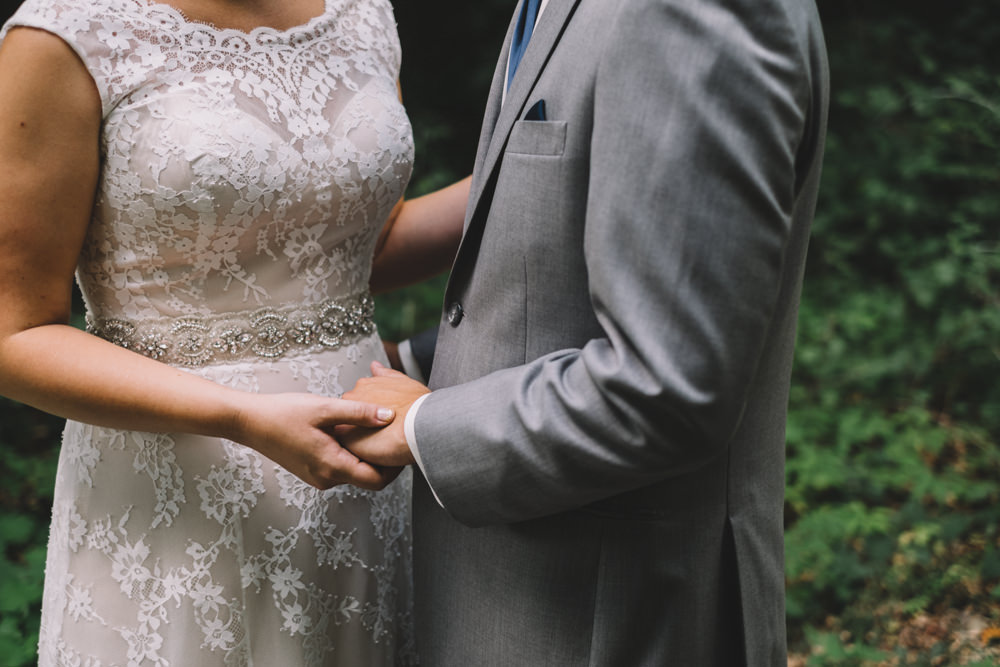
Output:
top-left (412, 0), bottom-right (828, 664)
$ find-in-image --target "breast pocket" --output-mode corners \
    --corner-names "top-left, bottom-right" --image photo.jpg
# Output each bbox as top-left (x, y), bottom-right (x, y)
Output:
top-left (506, 120), bottom-right (568, 156)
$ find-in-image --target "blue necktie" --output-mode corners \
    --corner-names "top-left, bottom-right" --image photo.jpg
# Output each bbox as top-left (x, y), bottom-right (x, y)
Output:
top-left (507, 0), bottom-right (542, 89)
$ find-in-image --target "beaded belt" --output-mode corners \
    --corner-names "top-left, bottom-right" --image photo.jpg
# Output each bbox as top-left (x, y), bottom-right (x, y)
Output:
top-left (87, 292), bottom-right (376, 367)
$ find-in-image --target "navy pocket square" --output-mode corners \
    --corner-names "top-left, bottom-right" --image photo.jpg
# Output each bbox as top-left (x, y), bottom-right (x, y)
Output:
top-left (524, 99), bottom-right (547, 121)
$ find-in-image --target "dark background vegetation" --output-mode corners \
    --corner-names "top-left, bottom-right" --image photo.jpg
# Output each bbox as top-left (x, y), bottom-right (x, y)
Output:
top-left (1, 1), bottom-right (998, 664)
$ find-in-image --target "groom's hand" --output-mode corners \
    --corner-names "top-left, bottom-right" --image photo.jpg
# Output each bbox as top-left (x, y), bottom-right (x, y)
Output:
top-left (339, 361), bottom-right (429, 467)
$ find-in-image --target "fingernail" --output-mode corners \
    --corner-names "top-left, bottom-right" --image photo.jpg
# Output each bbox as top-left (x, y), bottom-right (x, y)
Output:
top-left (372, 361), bottom-right (385, 369)
top-left (377, 407), bottom-right (394, 421)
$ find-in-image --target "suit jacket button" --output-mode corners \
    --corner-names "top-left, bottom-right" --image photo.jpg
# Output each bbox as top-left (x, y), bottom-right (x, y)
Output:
top-left (447, 302), bottom-right (464, 327)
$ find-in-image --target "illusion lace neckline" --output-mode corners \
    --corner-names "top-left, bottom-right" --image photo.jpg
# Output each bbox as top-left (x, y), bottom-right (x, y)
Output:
top-left (139, 0), bottom-right (335, 39)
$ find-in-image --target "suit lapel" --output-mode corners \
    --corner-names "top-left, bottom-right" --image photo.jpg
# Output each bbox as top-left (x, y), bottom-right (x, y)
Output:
top-left (466, 8), bottom-right (519, 220)
top-left (465, 0), bottom-right (582, 224)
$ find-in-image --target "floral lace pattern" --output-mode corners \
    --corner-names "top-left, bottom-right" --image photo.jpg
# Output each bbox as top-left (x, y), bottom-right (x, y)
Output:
top-left (2, 0), bottom-right (416, 664)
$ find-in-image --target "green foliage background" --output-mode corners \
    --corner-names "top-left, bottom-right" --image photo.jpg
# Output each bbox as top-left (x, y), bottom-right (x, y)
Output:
top-left (1, 0), bottom-right (998, 664)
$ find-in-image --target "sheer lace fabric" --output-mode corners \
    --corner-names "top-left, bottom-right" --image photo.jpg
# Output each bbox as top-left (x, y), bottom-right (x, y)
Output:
top-left (1, 0), bottom-right (416, 664)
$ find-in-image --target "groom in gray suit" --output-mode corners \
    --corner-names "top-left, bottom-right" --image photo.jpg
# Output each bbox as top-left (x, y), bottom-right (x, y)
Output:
top-left (346, 0), bottom-right (829, 663)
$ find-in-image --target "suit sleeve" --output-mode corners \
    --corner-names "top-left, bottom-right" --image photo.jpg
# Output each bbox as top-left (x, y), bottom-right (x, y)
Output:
top-left (414, 0), bottom-right (819, 526)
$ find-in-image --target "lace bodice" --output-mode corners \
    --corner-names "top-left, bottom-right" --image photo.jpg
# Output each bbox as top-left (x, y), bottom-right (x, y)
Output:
top-left (4, 0), bottom-right (413, 323)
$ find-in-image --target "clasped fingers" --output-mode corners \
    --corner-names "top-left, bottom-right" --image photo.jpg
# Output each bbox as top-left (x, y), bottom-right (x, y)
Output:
top-left (300, 439), bottom-right (399, 491)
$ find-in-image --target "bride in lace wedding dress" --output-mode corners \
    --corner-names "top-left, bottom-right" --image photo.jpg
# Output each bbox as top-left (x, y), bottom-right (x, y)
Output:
top-left (0, 0), bottom-right (469, 664)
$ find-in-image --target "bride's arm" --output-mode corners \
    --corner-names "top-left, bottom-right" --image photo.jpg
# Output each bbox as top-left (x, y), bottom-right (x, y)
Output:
top-left (0, 28), bottom-right (395, 491)
top-left (369, 175), bottom-right (471, 294)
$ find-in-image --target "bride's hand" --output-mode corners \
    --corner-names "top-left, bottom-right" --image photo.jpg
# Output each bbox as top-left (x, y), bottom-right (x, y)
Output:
top-left (230, 392), bottom-right (398, 491)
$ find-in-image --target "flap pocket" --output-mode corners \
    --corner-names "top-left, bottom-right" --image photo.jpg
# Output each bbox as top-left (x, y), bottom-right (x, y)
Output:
top-left (506, 120), bottom-right (567, 156)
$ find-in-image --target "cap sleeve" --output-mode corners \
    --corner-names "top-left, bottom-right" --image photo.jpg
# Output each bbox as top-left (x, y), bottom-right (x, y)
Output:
top-left (1, 0), bottom-right (127, 117)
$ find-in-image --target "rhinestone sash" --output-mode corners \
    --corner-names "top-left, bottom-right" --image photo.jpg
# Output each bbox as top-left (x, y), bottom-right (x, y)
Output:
top-left (87, 292), bottom-right (376, 367)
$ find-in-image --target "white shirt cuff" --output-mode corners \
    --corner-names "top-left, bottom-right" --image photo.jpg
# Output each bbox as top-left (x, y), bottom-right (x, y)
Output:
top-left (403, 393), bottom-right (444, 507)
top-left (397, 338), bottom-right (426, 384)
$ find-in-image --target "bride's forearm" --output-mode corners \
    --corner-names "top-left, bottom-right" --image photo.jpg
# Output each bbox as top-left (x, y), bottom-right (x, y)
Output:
top-left (0, 323), bottom-right (245, 439)
top-left (0, 323), bottom-right (400, 490)
top-left (370, 176), bottom-right (471, 293)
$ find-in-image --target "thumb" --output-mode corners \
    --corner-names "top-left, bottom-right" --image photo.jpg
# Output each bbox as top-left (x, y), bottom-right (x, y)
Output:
top-left (328, 398), bottom-right (395, 428)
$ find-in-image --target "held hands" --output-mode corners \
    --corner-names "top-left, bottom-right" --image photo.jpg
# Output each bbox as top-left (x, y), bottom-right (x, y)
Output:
top-left (339, 361), bottom-right (430, 468)
top-left (231, 362), bottom-right (427, 491)
top-left (231, 392), bottom-right (401, 491)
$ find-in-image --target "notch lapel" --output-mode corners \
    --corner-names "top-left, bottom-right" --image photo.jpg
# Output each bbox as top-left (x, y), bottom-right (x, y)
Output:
top-left (464, 4), bottom-right (520, 230)
top-left (465, 0), bottom-right (582, 224)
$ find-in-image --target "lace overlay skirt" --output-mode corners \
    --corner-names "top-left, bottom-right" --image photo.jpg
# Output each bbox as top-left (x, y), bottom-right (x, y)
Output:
top-left (38, 334), bottom-right (416, 666)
